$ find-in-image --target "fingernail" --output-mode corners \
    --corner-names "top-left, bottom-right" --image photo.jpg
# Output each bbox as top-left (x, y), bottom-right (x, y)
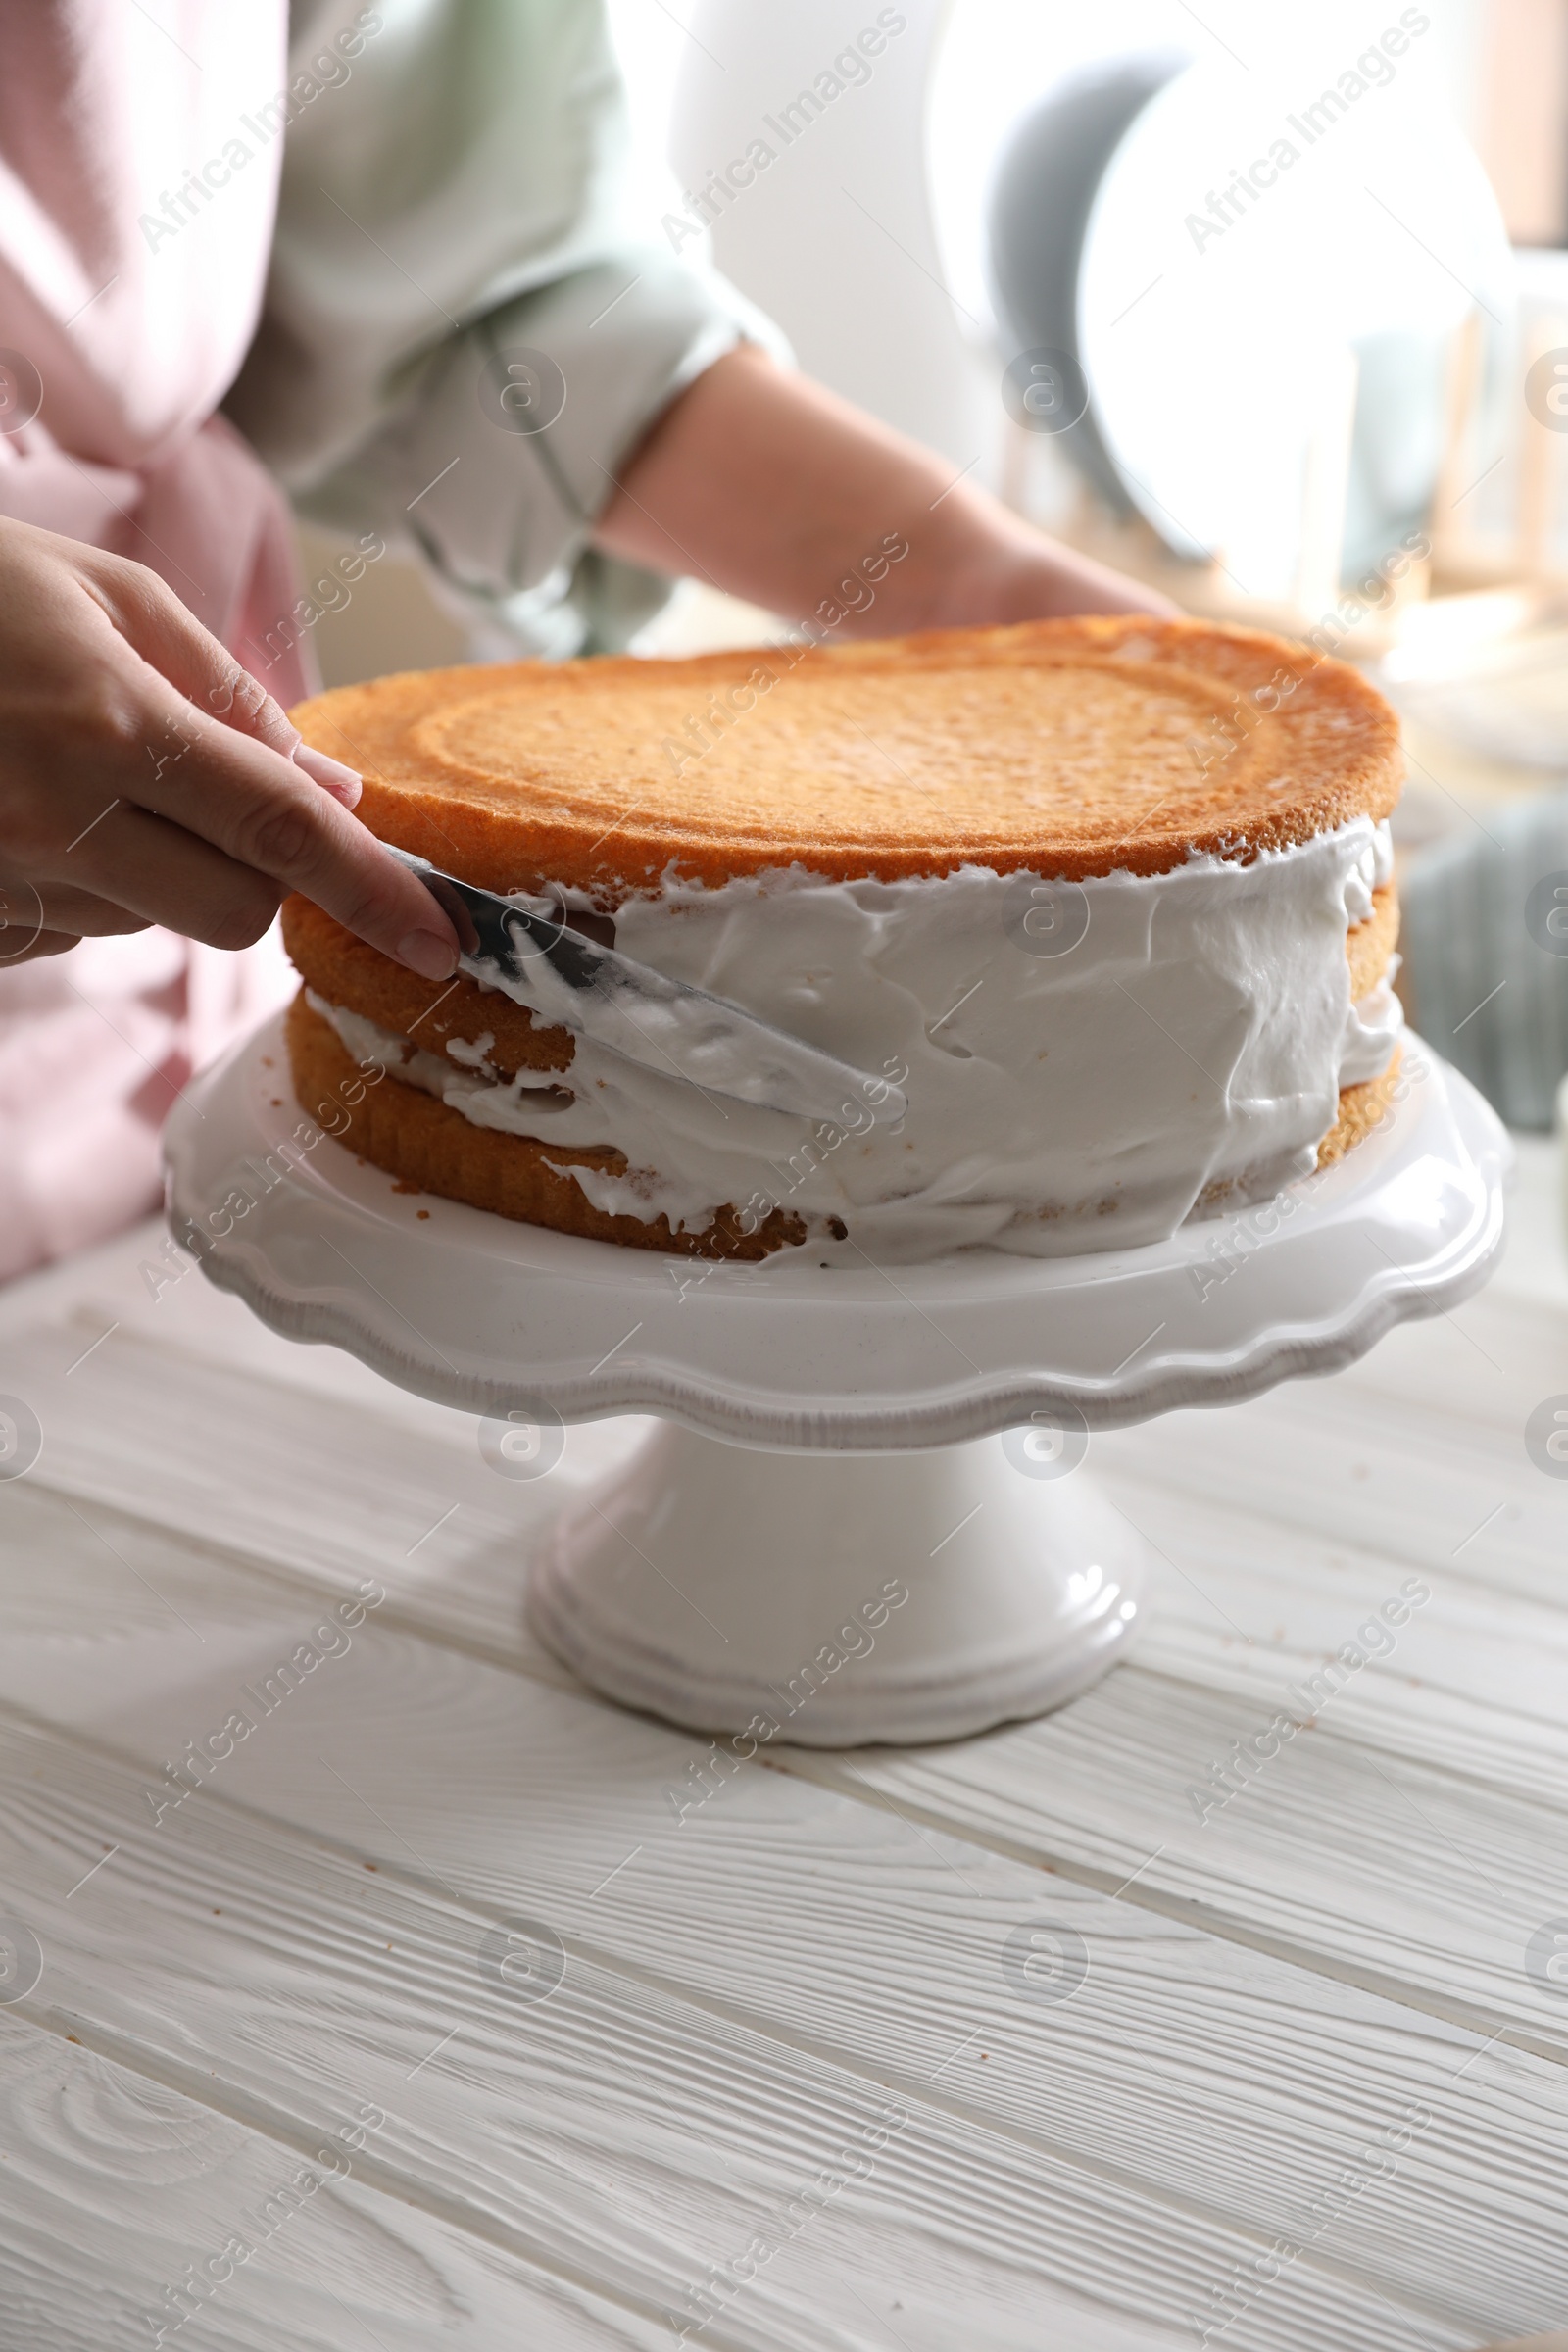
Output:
top-left (398, 929), bottom-right (458, 981)
top-left (294, 743), bottom-right (363, 806)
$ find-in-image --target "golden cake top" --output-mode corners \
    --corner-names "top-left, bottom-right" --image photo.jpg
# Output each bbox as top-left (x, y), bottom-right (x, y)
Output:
top-left (292, 615), bottom-right (1402, 898)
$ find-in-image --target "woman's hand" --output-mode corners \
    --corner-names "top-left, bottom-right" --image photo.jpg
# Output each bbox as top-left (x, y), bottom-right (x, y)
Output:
top-left (0, 516), bottom-right (459, 975)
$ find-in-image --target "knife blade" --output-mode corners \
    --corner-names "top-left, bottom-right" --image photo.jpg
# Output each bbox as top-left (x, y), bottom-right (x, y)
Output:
top-left (382, 845), bottom-right (907, 1127)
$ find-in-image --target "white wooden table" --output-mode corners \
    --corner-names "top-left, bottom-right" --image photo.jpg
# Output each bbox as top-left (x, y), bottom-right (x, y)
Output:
top-left (1, 1143), bottom-right (1566, 2352)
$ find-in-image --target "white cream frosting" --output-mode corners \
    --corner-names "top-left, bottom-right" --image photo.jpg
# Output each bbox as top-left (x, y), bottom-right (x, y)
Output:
top-left (310, 816), bottom-right (1400, 1262)
top-left (1338, 963), bottom-right (1403, 1087)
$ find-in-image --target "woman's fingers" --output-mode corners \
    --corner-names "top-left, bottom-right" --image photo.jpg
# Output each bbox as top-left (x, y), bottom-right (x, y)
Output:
top-left (0, 876), bottom-right (153, 939)
top-left (120, 684), bottom-right (457, 974)
top-left (0, 520), bottom-right (456, 975)
top-left (33, 803), bottom-right (279, 949)
top-left (292, 743), bottom-right (363, 806)
top-left (79, 544), bottom-right (365, 808)
top-left (99, 564), bottom-right (364, 804)
top-left (1, 927), bottom-right (82, 965)
top-left (84, 550), bottom-right (309, 765)
top-left (0, 875), bottom-right (115, 962)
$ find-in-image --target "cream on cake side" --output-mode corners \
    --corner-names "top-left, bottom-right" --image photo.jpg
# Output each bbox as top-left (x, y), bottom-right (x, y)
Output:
top-left (306, 816), bottom-right (1400, 1264)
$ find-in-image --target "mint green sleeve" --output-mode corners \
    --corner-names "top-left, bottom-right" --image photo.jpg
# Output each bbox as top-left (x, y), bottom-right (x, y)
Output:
top-left (228, 0), bottom-right (788, 655)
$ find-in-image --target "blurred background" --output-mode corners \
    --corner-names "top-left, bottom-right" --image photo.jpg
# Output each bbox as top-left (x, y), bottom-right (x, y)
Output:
top-left (299, 0), bottom-right (1568, 1131)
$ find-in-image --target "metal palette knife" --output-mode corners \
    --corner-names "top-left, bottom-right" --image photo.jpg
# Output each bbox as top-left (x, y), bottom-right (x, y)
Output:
top-left (385, 845), bottom-right (906, 1127)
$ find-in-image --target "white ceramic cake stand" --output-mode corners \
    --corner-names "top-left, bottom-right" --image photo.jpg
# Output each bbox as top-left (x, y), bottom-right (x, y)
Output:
top-left (162, 1016), bottom-right (1508, 1745)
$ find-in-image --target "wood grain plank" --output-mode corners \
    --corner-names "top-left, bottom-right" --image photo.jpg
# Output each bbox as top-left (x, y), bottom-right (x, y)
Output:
top-left (1097, 1471), bottom-right (1568, 1809)
top-left (803, 1652), bottom-right (1568, 2051)
top-left (0, 2013), bottom-right (681, 2352)
top-left (1098, 1372), bottom-right (1568, 1615)
top-left (0, 1317), bottom-right (643, 1667)
top-left (1, 1700), bottom-right (1486, 2352)
top-left (0, 1536), bottom-right (1561, 2347)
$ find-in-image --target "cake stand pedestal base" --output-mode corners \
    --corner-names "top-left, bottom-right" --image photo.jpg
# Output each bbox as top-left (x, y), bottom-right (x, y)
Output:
top-left (527, 1423), bottom-right (1148, 1745)
top-left (164, 1015), bottom-right (1509, 1751)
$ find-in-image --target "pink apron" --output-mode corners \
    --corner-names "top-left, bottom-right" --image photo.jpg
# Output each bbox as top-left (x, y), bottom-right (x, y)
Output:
top-left (0, 5), bottom-right (310, 1279)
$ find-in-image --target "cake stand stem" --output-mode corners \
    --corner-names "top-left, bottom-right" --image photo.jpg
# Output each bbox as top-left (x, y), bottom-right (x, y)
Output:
top-left (527, 1424), bottom-right (1148, 1746)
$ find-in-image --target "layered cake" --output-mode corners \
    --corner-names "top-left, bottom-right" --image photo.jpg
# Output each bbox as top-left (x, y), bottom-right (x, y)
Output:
top-left (282, 615), bottom-right (1404, 1263)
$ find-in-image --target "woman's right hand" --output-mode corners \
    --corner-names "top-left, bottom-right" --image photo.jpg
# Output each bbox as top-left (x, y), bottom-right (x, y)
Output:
top-left (0, 515), bottom-right (459, 976)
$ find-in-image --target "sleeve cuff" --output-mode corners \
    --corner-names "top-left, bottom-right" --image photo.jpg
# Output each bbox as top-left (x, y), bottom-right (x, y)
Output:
top-left (293, 249), bottom-right (790, 656)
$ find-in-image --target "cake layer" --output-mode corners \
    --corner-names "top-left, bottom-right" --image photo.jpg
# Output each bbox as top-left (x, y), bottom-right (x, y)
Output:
top-left (291, 616), bottom-right (1402, 898)
top-left (1314, 1051), bottom-right (1404, 1170)
top-left (282, 894), bottom-right (573, 1081)
top-left (1347, 884), bottom-right (1398, 1003)
top-left (285, 996), bottom-right (804, 1259)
